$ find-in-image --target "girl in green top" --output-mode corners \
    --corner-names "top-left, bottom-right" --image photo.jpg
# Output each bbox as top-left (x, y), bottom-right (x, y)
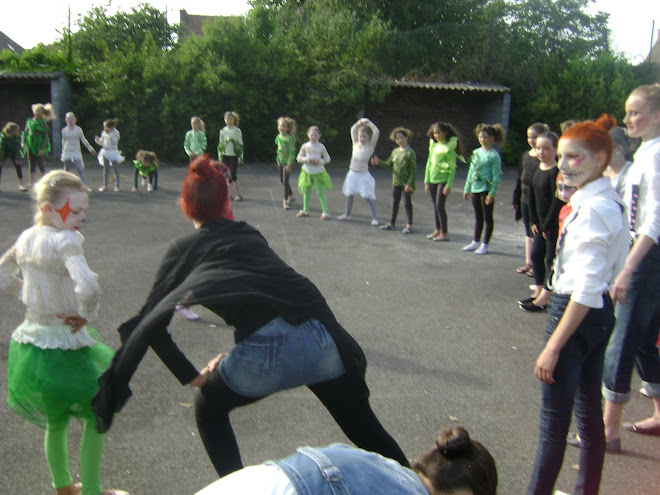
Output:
top-left (424, 122), bottom-right (464, 241)
top-left (184, 116), bottom-right (208, 161)
top-left (0, 122), bottom-right (28, 191)
top-left (275, 116), bottom-right (297, 209)
top-left (462, 123), bottom-right (506, 255)
top-left (23, 103), bottom-right (55, 187)
top-left (372, 127), bottom-right (417, 233)
top-left (218, 111), bottom-right (244, 201)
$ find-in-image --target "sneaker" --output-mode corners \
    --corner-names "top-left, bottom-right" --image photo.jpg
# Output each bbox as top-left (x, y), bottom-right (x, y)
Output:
top-left (320, 213), bottom-right (330, 220)
top-left (475, 243), bottom-right (488, 255)
top-left (98, 186), bottom-right (107, 192)
top-left (283, 199), bottom-right (290, 210)
top-left (147, 183), bottom-right (153, 192)
top-left (296, 210), bottom-right (309, 217)
top-left (371, 219), bottom-right (379, 226)
top-left (113, 186), bottom-right (120, 192)
top-left (380, 224), bottom-right (395, 230)
top-left (131, 187), bottom-right (138, 192)
top-left (462, 241), bottom-right (480, 252)
top-left (18, 185), bottom-right (28, 191)
top-left (337, 214), bottom-right (351, 221)
top-left (401, 227), bottom-right (413, 234)
top-left (177, 306), bottom-right (200, 321)
top-left (85, 187), bottom-right (93, 193)
top-left (141, 177), bottom-right (146, 186)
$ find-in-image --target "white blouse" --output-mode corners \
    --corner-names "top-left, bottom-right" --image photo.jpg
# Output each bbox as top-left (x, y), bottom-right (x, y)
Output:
top-left (551, 178), bottom-right (628, 308)
top-left (297, 141), bottom-right (331, 175)
top-left (0, 226), bottom-right (101, 349)
top-left (349, 120), bottom-right (379, 173)
top-left (61, 125), bottom-right (95, 161)
top-left (623, 136), bottom-right (660, 242)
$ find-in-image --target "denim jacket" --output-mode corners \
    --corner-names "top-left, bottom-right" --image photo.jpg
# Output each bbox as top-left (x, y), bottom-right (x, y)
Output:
top-left (269, 444), bottom-right (429, 495)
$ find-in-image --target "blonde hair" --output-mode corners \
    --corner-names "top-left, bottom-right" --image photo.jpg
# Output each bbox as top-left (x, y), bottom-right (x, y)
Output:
top-left (191, 116), bottom-right (206, 133)
top-left (2, 122), bottom-right (20, 135)
top-left (32, 103), bottom-right (56, 121)
top-left (135, 149), bottom-right (159, 165)
top-left (560, 119), bottom-right (579, 133)
top-left (224, 111), bottom-right (240, 126)
top-left (630, 83), bottom-right (660, 112)
top-left (65, 112), bottom-right (76, 121)
top-left (389, 127), bottom-right (413, 143)
top-left (33, 170), bottom-right (86, 225)
top-left (278, 116), bottom-right (297, 137)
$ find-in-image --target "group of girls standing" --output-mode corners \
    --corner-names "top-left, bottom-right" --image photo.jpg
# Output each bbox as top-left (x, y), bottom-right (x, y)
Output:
top-left (523, 83), bottom-right (660, 495)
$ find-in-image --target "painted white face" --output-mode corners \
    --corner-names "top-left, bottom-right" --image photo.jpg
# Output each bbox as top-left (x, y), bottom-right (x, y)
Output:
top-left (46, 190), bottom-right (89, 231)
top-left (623, 94), bottom-right (660, 141)
top-left (556, 180), bottom-right (577, 202)
top-left (535, 136), bottom-right (557, 165)
top-left (308, 129), bottom-right (320, 143)
top-left (358, 130), bottom-right (370, 145)
top-left (558, 139), bottom-right (604, 189)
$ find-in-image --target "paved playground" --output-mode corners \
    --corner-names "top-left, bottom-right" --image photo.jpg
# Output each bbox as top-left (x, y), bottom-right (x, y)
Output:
top-left (0, 160), bottom-right (657, 494)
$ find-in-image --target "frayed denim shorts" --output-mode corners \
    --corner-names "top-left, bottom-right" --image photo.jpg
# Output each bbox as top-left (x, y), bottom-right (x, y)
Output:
top-left (219, 317), bottom-right (346, 398)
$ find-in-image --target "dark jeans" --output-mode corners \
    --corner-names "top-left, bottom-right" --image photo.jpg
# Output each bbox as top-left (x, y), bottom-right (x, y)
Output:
top-left (428, 182), bottom-right (448, 233)
top-left (603, 243), bottom-right (660, 402)
top-left (471, 191), bottom-right (494, 243)
top-left (531, 230), bottom-right (558, 288)
top-left (278, 163), bottom-right (293, 200)
top-left (390, 185), bottom-right (413, 226)
top-left (194, 373), bottom-right (409, 478)
top-left (527, 293), bottom-right (615, 495)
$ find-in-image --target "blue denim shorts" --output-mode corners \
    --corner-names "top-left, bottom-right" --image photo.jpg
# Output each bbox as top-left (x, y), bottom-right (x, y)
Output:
top-left (219, 317), bottom-right (346, 398)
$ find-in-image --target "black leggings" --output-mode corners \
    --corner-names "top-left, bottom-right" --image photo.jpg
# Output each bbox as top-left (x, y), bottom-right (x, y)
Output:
top-left (531, 229), bottom-right (558, 288)
top-left (0, 156), bottom-right (23, 181)
top-left (428, 182), bottom-right (448, 233)
top-left (27, 150), bottom-right (46, 174)
top-left (471, 191), bottom-right (494, 243)
top-left (194, 372), bottom-right (409, 477)
top-left (390, 185), bottom-right (413, 225)
top-left (278, 163), bottom-right (293, 200)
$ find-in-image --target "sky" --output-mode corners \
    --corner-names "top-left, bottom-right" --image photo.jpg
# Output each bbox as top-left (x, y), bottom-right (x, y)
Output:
top-left (3, 1), bottom-right (659, 64)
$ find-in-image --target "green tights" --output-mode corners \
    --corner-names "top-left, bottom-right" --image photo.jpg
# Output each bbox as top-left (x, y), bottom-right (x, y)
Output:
top-left (302, 183), bottom-right (329, 214)
top-left (45, 416), bottom-right (105, 495)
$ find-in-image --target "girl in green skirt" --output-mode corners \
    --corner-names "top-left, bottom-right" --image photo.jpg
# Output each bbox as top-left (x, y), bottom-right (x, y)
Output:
top-left (0, 170), bottom-right (128, 495)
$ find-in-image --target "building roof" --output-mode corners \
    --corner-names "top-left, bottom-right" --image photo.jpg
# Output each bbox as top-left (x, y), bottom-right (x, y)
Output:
top-left (374, 79), bottom-right (510, 93)
top-left (0, 32), bottom-right (24, 54)
top-left (0, 71), bottom-right (65, 81)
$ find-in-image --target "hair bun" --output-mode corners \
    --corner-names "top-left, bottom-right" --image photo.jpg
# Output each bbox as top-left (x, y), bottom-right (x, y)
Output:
top-left (436, 426), bottom-right (473, 459)
top-left (594, 114), bottom-right (616, 132)
top-left (189, 156), bottom-right (214, 179)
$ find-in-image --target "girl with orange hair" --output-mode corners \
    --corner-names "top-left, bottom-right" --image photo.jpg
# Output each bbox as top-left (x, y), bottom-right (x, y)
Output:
top-left (526, 115), bottom-right (628, 495)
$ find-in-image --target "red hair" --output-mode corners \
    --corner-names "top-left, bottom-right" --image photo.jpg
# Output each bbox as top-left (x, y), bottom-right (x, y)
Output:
top-left (560, 114), bottom-right (617, 166)
top-left (180, 156), bottom-right (232, 222)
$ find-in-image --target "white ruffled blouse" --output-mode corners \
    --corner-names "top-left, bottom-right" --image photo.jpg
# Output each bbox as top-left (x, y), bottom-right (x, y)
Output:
top-left (0, 226), bottom-right (100, 349)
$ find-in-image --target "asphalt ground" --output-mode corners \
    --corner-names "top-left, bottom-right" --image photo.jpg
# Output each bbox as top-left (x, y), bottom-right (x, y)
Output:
top-left (1, 159), bottom-right (658, 494)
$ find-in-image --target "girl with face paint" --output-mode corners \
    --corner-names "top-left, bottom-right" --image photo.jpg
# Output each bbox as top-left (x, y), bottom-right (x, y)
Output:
top-left (0, 170), bottom-right (129, 495)
top-left (526, 115), bottom-right (628, 495)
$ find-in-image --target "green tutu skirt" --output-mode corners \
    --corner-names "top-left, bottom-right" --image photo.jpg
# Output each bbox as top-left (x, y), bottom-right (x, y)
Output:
top-left (7, 327), bottom-right (114, 429)
top-left (298, 169), bottom-right (333, 195)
